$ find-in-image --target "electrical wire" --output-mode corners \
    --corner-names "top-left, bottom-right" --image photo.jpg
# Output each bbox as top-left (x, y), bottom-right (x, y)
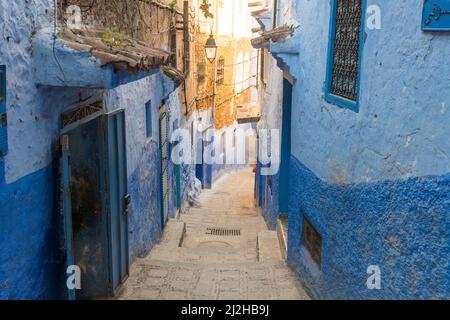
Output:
top-left (220, 74), bottom-right (258, 87)
top-left (215, 84), bottom-right (257, 108)
top-left (221, 55), bottom-right (258, 68)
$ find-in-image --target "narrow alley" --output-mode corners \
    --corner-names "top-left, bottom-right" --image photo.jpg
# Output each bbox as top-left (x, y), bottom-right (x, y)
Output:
top-left (1, 0), bottom-right (449, 303)
top-left (118, 169), bottom-right (309, 300)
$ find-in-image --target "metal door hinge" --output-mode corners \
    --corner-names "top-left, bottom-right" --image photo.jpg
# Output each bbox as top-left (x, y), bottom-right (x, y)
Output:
top-left (123, 194), bottom-right (132, 215)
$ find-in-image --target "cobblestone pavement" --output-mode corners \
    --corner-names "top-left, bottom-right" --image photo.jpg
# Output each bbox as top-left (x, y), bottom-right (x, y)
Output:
top-left (119, 169), bottom-right (310, 300)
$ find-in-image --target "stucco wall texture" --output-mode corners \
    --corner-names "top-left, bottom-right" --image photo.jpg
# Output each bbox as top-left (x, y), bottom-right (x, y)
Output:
top-left (0, 1), bottom-right (98, 299)
top-left (272, 0), bottom-right (450, 299)
top-left (0, 2), bottom-right (193, 299)
top-left (104, 73), bottom-right (185, 260)
top-left (257, 54), bottom-right (284, 230)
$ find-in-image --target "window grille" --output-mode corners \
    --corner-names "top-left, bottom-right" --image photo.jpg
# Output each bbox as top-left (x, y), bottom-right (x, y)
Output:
top-left (326, 0), bottom-right (364, 111)
top-left (197, 60), bottom-right (206, 85)
top-left (301, 214), bottom-right (322, 268)
top-left (216, 57), bottom-right (225, 85)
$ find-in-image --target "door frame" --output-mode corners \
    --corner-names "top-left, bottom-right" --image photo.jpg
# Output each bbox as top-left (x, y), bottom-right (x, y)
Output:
top-left (278, 78), bottom-right (293, 215)
top-left (60, 108), bottom-right (130, 299)
top-left (158, 102), bottom-right (170, 228)
top-left (104, 109), bottom-right (130, 296)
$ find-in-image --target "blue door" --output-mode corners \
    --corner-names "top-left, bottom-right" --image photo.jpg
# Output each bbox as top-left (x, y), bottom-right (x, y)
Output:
top-left (60, 135), bottom-right (75, 300)
top-left (60, 110), bottom-right (129, 299)
top-left (106, 110), bottom-right (130, 294)
top-left (195, 138), bottom-right (204, 188)
top-left (159, 103), bottom-right (170, 227)
top-left (279, 79), bottom-right (293, 214)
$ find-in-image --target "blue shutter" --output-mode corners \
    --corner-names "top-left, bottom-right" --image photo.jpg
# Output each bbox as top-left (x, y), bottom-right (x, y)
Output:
top-left (145, 100), bottom-right (152, 138)
top-left (0, 65), bottom-right (7, 158)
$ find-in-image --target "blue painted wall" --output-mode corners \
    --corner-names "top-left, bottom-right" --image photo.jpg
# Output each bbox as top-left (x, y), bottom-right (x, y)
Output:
top-left (288, 155), bottom-right (449, 299)
top-left (257, 0), bottom-right (450, 299)
top-left (104, 72), bottom-right (184, 259)
top-left (0, 164), bottom-right (63, 299)
top-left (0, 1), bottom-right (195, 299)
top-left (255, 51), bottom-right (285, 229)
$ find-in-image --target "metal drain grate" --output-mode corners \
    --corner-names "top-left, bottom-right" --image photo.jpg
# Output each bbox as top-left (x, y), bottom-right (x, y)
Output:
top-left (206, 227), bottom-right (241, 237)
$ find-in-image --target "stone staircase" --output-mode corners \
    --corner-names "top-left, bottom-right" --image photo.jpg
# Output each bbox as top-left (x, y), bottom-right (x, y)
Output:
top-left (118, 170), bottom-right (309, 300)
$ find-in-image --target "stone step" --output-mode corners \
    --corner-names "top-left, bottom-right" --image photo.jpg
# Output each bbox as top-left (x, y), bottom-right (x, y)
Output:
top-left (121, 258), bottom-right (310, 300)
top-left (134, 255), bottom-right (291, 270)
top-left (257, 231), bottom-right (282, 262)
top-left (159, 219), bottom-right (186, 248)
top-left (145, 245), bottom-right (257, 265)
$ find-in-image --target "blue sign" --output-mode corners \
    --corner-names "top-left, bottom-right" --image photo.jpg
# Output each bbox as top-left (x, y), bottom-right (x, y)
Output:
top-left (422, 0), bottom-right (450, 31)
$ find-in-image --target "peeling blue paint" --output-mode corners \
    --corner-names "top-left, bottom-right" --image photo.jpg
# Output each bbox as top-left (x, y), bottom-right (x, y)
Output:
top-left (128, 141), bottom-right (163, 258)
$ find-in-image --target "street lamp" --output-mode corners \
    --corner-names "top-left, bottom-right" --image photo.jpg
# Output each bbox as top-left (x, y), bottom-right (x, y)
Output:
top-left (204, 34), bottom-right (218, 63)
top-left (204, 33), bottom-right (218, 128)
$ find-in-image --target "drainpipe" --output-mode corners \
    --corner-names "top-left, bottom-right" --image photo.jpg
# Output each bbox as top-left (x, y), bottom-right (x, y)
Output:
top-left (212, 0), bottom-right (219, 128)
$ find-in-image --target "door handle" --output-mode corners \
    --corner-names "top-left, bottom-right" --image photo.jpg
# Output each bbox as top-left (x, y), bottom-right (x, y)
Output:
top-left (123, 194), bottom-right (131, 215)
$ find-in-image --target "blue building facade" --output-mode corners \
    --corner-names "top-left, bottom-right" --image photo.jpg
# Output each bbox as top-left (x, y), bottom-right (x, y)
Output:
top-left (253, 0), bottom-right (449, 299)
top-left (0, 1), bottom-right (197, 299)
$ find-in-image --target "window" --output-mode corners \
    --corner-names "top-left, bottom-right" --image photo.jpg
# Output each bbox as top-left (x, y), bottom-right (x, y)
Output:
top-left (145, 100), bottom-right (152, 138)
top-left (170, 32), bottom-right (177, 68)
top-left (325, 0), bottom-right (365, 112)
top-left (235, 52), bottom-right (244, 93)
top-left (232, 128), bottom-right (236, 148)
top-left (220, 131), bottom-right (226, 156)
top-left (197, 60), bottom-right (206, 85)
top-left (301, 213), bottom-right (322, 268)
top-left (216, 57), bottom-right (225, 86)
top-left (0, 65), bottom-right (7, 158)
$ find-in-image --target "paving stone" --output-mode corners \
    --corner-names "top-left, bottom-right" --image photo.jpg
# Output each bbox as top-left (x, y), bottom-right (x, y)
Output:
top-left (119, 169), bottom-right (310, 300)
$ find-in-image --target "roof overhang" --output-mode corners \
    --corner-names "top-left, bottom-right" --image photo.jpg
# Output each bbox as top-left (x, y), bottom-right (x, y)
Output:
top-left (32, 28), bottom-right (173, 89)
top-left (251, 25), bottom-right (295, 49)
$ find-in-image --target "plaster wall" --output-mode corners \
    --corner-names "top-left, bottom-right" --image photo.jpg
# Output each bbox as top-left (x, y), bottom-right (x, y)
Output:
top-left (272, 0), bottom-right (450, 299)
top-left (0, 1), bottom-right (191, 298)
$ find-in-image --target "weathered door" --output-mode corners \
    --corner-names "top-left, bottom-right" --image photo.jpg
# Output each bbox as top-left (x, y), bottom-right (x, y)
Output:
top-left (159, 103), bottom-right (170, 227)
top-left (60, 135), bottom-right (75, 300)
top-left (60, 110), bottom-right (129, 299)
top-left (279, 79), bottom-right (292, 214)
top-left (105, 110), bottom-right (130, 294)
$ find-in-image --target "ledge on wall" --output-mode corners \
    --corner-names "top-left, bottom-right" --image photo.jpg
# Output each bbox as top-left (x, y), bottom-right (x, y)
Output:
top-left (32, 28), bottom-right (172, 89)
top-left (269, 31), bottom-right (299, 55)
top-left (270, 31), bottom-right (300, 81)
top-left (251, 25), bottom-right (295, 49)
